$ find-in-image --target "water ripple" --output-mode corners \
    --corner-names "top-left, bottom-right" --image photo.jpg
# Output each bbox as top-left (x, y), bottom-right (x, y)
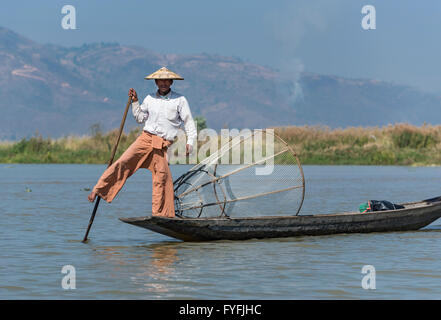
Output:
top-left (2, 164), bottom-right (441, 299)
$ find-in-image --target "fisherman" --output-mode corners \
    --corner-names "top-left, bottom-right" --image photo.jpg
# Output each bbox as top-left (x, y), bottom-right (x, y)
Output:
top-left (87, 67), bottom-right (197, 218)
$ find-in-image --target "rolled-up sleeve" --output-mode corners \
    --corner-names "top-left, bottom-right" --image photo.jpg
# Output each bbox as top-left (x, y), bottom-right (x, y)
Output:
top-left (178, 96), bottom-right (197, 146)
top-left (132, 98), bottom-right (149, 123)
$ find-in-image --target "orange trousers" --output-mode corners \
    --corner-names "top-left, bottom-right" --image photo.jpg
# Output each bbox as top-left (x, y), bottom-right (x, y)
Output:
top-left (92, 131), bottom-right (175, 218)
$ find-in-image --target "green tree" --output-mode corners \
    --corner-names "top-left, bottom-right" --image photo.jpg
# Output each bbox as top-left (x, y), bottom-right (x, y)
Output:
top-left (194, 116), bottom-right (207, 132)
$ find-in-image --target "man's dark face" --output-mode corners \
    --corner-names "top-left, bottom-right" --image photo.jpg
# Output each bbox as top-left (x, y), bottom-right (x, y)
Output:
top-left (155, 79), bottom-right (173, 95)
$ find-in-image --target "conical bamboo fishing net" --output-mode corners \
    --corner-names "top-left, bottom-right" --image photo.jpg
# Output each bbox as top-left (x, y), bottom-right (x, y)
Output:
top-left (173, 129), bottom-right (305, 218)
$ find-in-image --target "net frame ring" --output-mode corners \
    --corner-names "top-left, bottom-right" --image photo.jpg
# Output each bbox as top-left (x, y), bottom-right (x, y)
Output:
top-left (267, 129), bottom-right (305, 216)
top-left (173, 129), bottom-right (305, 217)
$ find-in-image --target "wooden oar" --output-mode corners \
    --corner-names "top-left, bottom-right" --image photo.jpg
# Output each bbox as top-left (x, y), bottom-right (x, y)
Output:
top-left (82, 96), bottom-right (132, 243)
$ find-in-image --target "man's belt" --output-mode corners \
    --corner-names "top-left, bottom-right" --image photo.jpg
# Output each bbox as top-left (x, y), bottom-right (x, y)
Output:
top-left (144, 131), bottom-right (173, 150)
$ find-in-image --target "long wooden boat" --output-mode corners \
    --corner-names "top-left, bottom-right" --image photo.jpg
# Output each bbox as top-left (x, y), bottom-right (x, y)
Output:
top-left (119, 196), bottom-right (441, 241)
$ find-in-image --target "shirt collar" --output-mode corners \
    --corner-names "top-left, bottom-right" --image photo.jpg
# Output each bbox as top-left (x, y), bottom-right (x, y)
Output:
top-left (156, 89), bottom-right (172, 100)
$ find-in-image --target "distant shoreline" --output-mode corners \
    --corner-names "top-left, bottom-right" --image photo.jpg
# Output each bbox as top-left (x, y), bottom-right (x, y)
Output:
top-left (1, 124), bottom-right (441, 166)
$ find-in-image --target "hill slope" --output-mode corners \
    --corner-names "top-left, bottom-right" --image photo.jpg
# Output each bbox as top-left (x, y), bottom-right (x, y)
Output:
top-left (1, 26), bottom-right (441, 139)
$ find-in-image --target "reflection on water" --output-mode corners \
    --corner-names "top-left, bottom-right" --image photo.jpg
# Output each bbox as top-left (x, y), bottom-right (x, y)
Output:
top-left (146, 244), bottom-right (179, 295)
top-left (149, 244), bottom-right (178, 275)
top-left (132, 244), bottom-right (179, 295)
top-left (91, 242), bottom-right (180, 296)
top-left (1, 164), bottom-right (441, 299)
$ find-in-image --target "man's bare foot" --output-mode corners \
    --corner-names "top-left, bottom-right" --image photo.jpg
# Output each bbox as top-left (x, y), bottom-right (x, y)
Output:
top-left (88, 191), bottom-right (97, 203)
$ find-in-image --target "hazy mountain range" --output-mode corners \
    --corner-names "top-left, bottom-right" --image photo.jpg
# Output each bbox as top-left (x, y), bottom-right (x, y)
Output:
top-left (1, 26), bottom-right (441, 140)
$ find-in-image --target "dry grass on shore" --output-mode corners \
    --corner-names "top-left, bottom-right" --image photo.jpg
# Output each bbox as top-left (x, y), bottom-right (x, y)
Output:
top-left (1, 123), bottom-right (441, 165)
top-left (274, 123), bottom-right (441, 165)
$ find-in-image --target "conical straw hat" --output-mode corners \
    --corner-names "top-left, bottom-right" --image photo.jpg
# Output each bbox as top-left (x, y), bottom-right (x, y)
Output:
top-left (144, 67), bottom-right (184, 80)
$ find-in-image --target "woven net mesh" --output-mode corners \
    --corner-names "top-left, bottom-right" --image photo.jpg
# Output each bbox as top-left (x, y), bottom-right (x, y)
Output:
top-left (173, 129), bottom-right (305, 218)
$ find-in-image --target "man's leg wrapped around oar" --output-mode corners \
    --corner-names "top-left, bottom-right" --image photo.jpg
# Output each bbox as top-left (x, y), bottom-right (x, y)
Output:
top-left (90, 131), bottom-right (175, 218)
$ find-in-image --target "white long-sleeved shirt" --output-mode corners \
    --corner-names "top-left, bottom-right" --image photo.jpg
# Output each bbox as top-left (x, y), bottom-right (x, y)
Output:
top-left (132, 90), bottom-right (197, 146)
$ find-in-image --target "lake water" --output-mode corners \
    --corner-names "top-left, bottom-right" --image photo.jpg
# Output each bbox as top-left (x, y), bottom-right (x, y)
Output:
top-left (1, 164), bottom-right (441, 299)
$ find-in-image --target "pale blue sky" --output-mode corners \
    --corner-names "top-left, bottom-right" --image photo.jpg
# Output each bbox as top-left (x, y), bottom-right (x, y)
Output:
top-left (2, 0), bottom-right (441, 92)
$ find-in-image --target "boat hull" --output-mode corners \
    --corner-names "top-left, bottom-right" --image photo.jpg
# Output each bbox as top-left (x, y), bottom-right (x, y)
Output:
top-left (120, 197), bottom-right (441, 241)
